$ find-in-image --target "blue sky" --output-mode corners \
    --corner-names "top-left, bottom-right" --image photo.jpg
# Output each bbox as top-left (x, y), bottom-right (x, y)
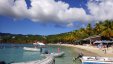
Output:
top-left (0, 0), bottom-right (113, 35)
top-left (0, 16), bottom-right (77, 35)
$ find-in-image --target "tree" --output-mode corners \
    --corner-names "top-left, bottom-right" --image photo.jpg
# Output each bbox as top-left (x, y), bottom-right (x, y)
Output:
top-left (94, 22), bottom-right (103, 35)
top-left (85, 23), bottom-right (93, 36)
top-left (101, 20), bottom-right (113, 38)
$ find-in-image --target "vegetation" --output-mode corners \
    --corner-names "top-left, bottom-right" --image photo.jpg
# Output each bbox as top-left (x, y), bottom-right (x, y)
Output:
top-left (0, 33), bottom-right (45, 44)
top-left (0, 20), bottom-right (113, 44)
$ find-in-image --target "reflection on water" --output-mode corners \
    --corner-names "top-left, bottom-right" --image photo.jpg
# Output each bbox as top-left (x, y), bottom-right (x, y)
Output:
top-left (0, 44), bottom-right (81, 64)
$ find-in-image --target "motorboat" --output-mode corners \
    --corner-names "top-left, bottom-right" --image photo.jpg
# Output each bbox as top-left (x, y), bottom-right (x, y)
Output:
top-left (80, 56), bottom-right (113, 64)
top-left (33, 42), bottom-right (45, 46)
top-left (33, 42), bottom-right (46, 48)
top-left (23, 47), bottom-right (40, 52)
top-left (51, 52), bottom-right (64, 57)
top-left (41, 52), bottom-right (65, 58)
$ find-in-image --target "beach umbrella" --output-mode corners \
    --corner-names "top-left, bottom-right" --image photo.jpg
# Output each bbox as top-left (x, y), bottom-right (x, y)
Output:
top-left (94, 41), bottom-right (102, 43)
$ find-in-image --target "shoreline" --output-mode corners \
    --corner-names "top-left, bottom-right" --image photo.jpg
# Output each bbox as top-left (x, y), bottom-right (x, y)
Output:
top-left (49, 44), bottom-right (113, 57)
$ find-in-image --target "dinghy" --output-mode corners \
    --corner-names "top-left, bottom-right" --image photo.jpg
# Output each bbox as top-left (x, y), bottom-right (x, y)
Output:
top-left (23, 47), bottom-right (40, 52)
top-left (33, 42), bottom-right (45, 46)
top-left (41, 52), bottom-right (65, 58)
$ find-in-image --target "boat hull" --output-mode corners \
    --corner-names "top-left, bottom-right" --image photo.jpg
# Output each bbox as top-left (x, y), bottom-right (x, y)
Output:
top-left (41, 52), bottom-right (65, 58)
top-left (23, 47), bottom-right (40, 52)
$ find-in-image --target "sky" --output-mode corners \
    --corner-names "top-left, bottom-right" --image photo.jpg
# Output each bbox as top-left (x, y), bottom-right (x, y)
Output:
top-left (0, 0), bottom-right (113, 35)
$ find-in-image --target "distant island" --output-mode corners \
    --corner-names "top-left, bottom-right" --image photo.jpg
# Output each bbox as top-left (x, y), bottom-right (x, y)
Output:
top-left (0, 20), bottom-right (113, 44)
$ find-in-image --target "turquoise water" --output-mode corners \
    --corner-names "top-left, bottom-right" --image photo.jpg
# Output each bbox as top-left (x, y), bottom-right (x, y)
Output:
top-left (0, 44), bottom-right (43, 63)
top-left (47, 45), bottom-right (81, 64)
top-left (0, 44), bottom-right (81, 64)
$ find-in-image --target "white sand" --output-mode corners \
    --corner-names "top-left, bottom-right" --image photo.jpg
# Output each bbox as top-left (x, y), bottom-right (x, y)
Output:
top-left (49, 44), bottom-right (113, 57)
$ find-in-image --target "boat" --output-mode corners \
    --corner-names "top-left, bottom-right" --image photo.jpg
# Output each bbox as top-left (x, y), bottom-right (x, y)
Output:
top-left (23, 47), bottom-right (40, 52)
top-left (33, 42), bottom-right (45, 46)
top-left (80, 56), bottom-right (113, 64)
top-left (12, 56), bottom-right (55, 64)
top-left (41, 52), bottom-right (65, 58)
top-left (33, 42), bottom-right (46, 48)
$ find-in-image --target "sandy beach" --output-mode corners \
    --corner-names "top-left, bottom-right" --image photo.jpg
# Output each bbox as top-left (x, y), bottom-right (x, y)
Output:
top-left (49, 44), bottom-right (113, 57)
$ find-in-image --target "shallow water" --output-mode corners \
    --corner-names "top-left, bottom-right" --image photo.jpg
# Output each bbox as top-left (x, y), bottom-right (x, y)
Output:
top-left (0, 44), bottom-right (81, 64)
top-left (47, 45), bottom-right (81, 64)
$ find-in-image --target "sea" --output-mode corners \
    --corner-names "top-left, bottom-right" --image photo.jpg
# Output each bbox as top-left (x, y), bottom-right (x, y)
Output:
top-left (0, 43), bottom-right (81, 64)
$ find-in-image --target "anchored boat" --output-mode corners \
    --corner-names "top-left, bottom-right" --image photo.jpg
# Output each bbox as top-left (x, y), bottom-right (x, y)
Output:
top-left (80, 56), bottom-right (113, 64)
top-left (23, 42), bottom-right (45, 52)
top-left (23, 47), bottom-right (40, 52)
top-left (41, 52), bottom-right (65, 58)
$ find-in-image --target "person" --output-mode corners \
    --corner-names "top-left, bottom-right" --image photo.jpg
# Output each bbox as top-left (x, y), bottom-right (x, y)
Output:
top-left (78, 52), bottom-right (83, 58)
top-left (103, 45), bottom-right (107, 54)
top-left (73, 52), bottom-right (83, 60)
top-left (44, 49), bottom-right (49, 54)
top-left (57, 48), bottom-right (60, 53)
top-left (106, 44), bottom-right (109, 49)
top-left (40, 48), bottom-right (42, 53)
top-left (52, 59), bottom-right (55, 64)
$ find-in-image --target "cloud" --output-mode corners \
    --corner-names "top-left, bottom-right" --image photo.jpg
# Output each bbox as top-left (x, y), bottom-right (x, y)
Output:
top-left (0, 0), bottom-right (113, 27)
top-left (0, 0), bottom-right (29, 18)
top-left (28, 0), bottom-right (90, 24)
top-left (67, 23), bottom-right (74, 27)
top-left (87, 0), bottom-right (113, 21)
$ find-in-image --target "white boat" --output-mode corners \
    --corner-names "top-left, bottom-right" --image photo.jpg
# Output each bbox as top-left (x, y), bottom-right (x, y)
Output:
top-left (41, 52), bottom-right (65, 58)
top-left (33, 42), bottom-right (45, 46)
top-left (23, 47), bottom-right (40, 52)
top-left (80, 56), bottom-right (113, 64)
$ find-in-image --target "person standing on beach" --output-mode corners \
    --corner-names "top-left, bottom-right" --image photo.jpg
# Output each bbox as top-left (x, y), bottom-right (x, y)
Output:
top-left (103, 45), bottom-right (107, 54)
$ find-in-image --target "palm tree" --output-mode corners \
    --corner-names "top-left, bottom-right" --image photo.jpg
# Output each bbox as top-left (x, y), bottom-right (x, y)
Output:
top-left (86, 23), bottom-right (93, 36)
top-left (101, 20), bottom-right (113, 39)
top-left (94, 22), bottom-right (103, 35)
top-left (85, 23), bottom-right (93, 44)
